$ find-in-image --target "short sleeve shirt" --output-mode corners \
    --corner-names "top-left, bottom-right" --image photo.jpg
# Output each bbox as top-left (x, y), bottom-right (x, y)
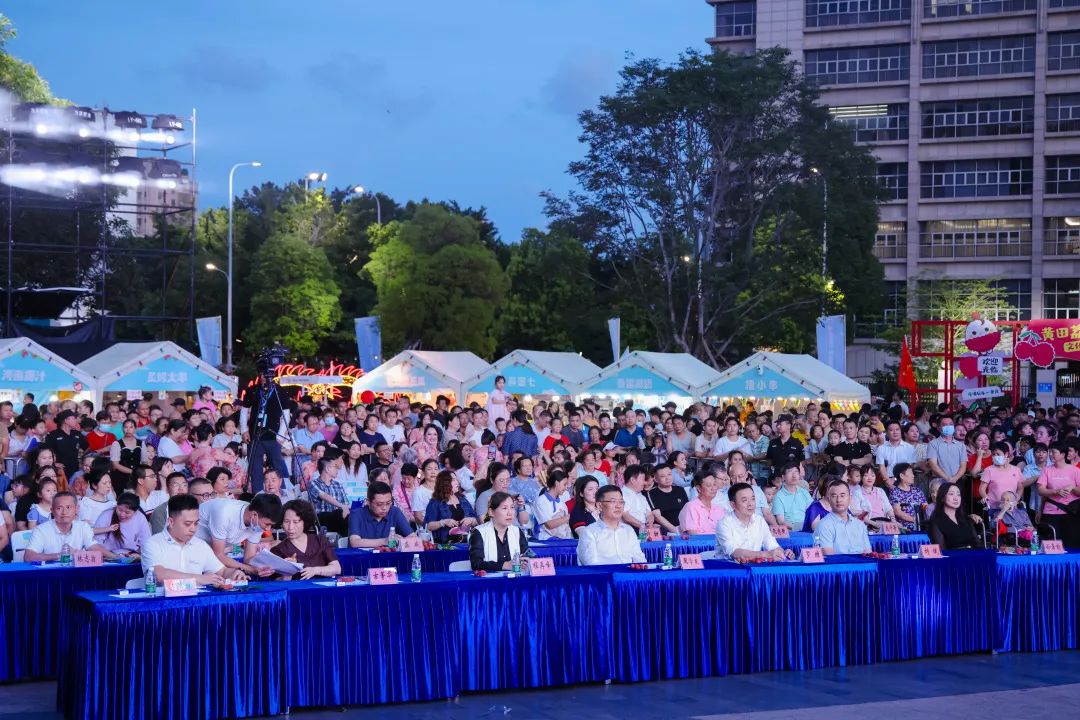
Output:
top-left (196, 499), bottom-right (260, 546)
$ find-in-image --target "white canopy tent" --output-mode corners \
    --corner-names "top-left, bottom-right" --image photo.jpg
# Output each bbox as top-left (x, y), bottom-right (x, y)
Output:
top-left (465, 350), bottom-right (602, 401)
top-left (701, 351), bottom-right (870, 411)
top-left (79, 341), bottom-right (238, 407)
top-left (579, 351), bottom-right (722, 403)
top-left (0, 338), bottom-right (95, 406)
top-left (350, 350), bottom-right (491, 404)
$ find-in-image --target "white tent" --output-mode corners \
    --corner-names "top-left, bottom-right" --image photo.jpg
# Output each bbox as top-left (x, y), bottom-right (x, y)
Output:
top-left (579, 351), bottom-right (722, 401)
top-left (79, 341), bottom-right (237, 406)
top-left (0, 338), bottom-right (95, 405)
top-left (701, 351), bottom-right (870, 410)
top-left (350, 350), bottom-right (490, 404)
top-left (465, 350), bottom-right (602, 399)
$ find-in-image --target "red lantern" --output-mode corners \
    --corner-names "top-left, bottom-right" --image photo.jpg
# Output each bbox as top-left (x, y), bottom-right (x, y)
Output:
top-left (360, 390), bottom-right (375, 404)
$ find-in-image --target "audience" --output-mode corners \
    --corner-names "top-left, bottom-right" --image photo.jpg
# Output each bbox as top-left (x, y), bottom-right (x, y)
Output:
top-left (716, 483), bottom-right (791, 561)
top-left (24, 491), bottom-right (122, 562)
top-left (272, 499), bottom-right (342, 579)
top-left (469, 491), bottom-right (530, 571)
top-left (814, 481), bottom-right (872, 555)
top-left (141, 494), bottom-right (246, 586)
top-left (577, 485), bottom-right (647, 565)
top-left (348, 481), bottom-right (415, 548)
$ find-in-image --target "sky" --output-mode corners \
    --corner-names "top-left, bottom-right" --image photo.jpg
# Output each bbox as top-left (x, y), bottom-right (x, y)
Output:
top-left (5, 0), bottom-right (708, 240)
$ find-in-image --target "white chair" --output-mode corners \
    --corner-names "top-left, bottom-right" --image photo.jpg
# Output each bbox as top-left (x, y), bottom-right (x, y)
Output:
top-left (448, 560), bottom-right (471, 572)
top-left (10, 530), bottom-right (33, 562)
top-left (699, 550), bottom-right (717, 561)
top-left (125, 578), bottom-right (145, 591)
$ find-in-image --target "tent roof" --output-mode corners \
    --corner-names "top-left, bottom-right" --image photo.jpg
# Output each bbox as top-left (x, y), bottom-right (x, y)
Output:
top-left (702, 351), bottom-right (870, 404)
top-left (0, 337), bottom-right (95, 384)
top-left (352, 350), bottom-right (491, 394)
top-left (580, 351), bottom-right (722, 398)
top-left (466, 350), bottom-right (602, 394)
top-left (78, 341), bottom-right (236, 390)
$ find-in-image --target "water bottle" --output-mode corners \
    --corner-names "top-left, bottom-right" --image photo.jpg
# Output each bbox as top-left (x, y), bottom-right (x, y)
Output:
top-left (144, 568), bottom-right (157, 596)
top-left (388, 527), bottom-right (398, 550)
top-left (891, 533), bottom-right (900, 559)
top-left (1030, 529), bottom-right (1040, 555)
top-left (638, 524), bottom-right (648, 543)
top-left (511, 551), bottom-right (521, 574)
top-left (813, 534), bottom-right (823, 550)
top-left (410, 553), bottom-right (422, 582)
top-left (59, 542), bottom-right (72, 566)
top-left (662, 542), bottom-right (674, 569)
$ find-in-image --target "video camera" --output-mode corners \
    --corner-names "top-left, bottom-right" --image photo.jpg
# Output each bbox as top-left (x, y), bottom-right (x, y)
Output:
top-left (255, 343), bottom-right (288, 379)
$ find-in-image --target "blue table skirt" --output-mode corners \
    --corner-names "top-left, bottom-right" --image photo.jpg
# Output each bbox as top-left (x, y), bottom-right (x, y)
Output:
top-left (0, 562), bottom-right (142, 682)
top-left (57, 585), bottom-right (289, 720)
top-left (610, 565), bottom-right (749, 682)
top-left (337, 547), bottom-right (469, 576)
top-left (998, 551), bottom-right (1080, 653)
top-left (780, 532), bottom-right (929, 554)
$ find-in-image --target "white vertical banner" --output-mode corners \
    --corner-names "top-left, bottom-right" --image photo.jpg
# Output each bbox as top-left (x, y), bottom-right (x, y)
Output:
top-left (196, 316), bottom-right (223, 368)
top-left (816, 314), bottom-right (847, 375)
top-left (607, 317), bottom-right (621, 363)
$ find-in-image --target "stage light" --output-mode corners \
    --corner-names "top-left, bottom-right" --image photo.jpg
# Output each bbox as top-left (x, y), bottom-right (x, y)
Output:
top-left (147, 158), bottom-right (182, 179)
top-left (307, 171), bottom-right (327, 182)
top-left (112, 111), bottom-right (146, 129)
top-left (151, 114), bottom-right (183, 131)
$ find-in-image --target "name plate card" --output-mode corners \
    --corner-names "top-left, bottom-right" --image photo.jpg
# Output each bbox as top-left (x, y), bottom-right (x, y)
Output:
top-left (879, 522), bottom-right (901, 535)
top-left (800, 547), bottom-right (825, 564)
top-left (770, 525), bottom-right (790, 538)
top-left (678, 554), bottom-right (704, 570)
top-left (918, 544), bottom-right (943, 559)
top-left (524, 557), bottom-right (556, 576)
top-left (399, 536), bottom-right (425, 552)
top-left (645, 525), bottom-right (662, 542)
top-left (73, 550), bottom-right (103, 567)
top-left (163, 578), bottom-right (198, 597)
top-left (367, 567), bottom-right (399, 585)
top-left (1042, 540), bottom-right (1066, 554)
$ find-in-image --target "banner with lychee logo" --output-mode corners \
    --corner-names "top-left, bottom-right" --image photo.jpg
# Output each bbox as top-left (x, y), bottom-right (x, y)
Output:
top-left (1016, 320), bottom-right (1080, 368)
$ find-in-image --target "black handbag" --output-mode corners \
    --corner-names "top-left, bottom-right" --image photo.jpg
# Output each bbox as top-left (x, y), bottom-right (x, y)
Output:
top-left (1044, 495), bottom-right (1080, 517)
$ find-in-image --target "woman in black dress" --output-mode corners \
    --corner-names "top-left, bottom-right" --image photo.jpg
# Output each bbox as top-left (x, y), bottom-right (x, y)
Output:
top-left (928, 482), bottom-right (985, 550)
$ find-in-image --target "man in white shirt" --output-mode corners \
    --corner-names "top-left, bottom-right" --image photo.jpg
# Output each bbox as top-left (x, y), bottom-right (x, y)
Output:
top-left (377, 407), bottom-right (405, 446)
top-left (875, 420), bottom-right (916, 481)
top-left (621, 466), bottom-right (658, 531)
top-left (24, 492), bottom-right (121, 562)
top-left (142, 495), bottom-right (246, 585)
top-left (577, 485), bottom-right (647, 565)
top-left (533, 410), bottom-right (552, 449)
top-left (716, 483), bottom-right (793, 562)
top-left (694, 418), bottom-right (720, 460)
top-left (196, 495), bottom-right (282, 576)
top-left (815, 480), bottom-right (872, 555)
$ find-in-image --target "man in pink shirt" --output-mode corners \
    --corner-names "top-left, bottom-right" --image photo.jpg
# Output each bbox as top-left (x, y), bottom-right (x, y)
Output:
top-left (678, 474), bottom-right (726, 535)
top-left (1037, 442), bottom-right (1080, 546)
top-left (980, 442), bottom-right (1028, 510)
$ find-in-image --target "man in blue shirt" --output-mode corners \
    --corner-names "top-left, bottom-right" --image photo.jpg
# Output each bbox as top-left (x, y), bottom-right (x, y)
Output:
top-left (613, 412), bottom-right (645, 450)
top-left (815, 479), bottom-right (871, 555)
top-left (291, 412), bottom-right (324, 470)
top-left (347, 481), bottom-right (416, 548)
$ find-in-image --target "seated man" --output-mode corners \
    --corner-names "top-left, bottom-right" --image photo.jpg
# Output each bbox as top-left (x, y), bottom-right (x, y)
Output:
top-left (24, 491), bottom-right (123, 562)
top-left (142, 495), bottom-right (246, 586)
top-left (348, 480), bottom-right (416, 548)
top-left (196, 494), bottom-right (283, 576)
top-left (149, 472), bottom-right (188, 535)
top-left (577, 485), bottom-right (647, 565)
top-left (716, 482), bottom-right (793, 562)
top-left (815, 479), bottom-right (872, 555)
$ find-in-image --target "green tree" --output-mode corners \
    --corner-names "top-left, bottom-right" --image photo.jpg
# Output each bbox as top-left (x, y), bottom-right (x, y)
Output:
top-left (0, 14), bottom-right (60, 103)
top-left (365, 203), bottom-right (507, 358)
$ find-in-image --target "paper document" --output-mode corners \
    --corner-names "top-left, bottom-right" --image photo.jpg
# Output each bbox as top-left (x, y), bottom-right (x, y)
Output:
top-left (249, 549), bottom-right (303, 575)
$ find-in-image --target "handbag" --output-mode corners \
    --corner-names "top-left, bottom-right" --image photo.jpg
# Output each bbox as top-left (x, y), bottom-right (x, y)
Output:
top-left (1043, 495), bottom-right (1080, 517)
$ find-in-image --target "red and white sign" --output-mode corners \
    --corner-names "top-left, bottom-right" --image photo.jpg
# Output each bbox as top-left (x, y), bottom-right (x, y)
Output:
top-left (918, 544), bottom-right (943, 559)
top-left (368, 567), bottom-right (399, 585)
top-left (878, 522), bottom-right (901, 536)
top-left (800, 547), bottom-right (824, 564)
top-left (73, 550), bottom-right (103, 567)
top-left (645, 525), bottom-right (662, 542)
top-left (163, 578), bottom-right (198, 597)
top-left (678, 554), bottom-right (704, 570)
top-left (770, 525), bottom-right (790, 538)
top-left (399, 536), bottom-right (424, 552)
top-left (524, 557), bottom-right (556, 576)
top-left (1042, 540), bottom-right (1066, 554)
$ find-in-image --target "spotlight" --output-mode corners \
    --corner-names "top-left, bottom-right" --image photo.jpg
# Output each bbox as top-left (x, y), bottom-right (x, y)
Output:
top-left (112, 111), bottom-right (146, 129)
top-left (151, 114), bottom-right (184, 131)
top-left (307, 171), bottom-right (327, 182)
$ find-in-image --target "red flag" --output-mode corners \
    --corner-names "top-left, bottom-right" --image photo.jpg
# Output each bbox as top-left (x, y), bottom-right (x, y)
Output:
top-left (899, 336), bottom-right (917, 415)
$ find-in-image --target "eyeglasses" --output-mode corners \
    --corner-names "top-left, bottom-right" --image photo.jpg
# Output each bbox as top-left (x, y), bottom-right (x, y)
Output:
top-left (599, 500), bottom-right (625, 507)
top-left (192, 492), bottom-right (213, 500)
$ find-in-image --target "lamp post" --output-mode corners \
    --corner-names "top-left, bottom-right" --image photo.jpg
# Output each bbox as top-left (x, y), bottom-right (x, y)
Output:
top-left (304, 171), bottom-right (327, 193)
top-left (352, 185), bottom-right (381, 224)
top-left (809, 167), bottom-right (828, 281)
top-left (225, 161), bottom-right (262, 373)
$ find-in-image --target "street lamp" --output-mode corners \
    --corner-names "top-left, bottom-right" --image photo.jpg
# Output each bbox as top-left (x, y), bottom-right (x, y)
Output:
top-left (304, 171), bottom-right (328, 192)
top-left (352, 185), bottom-right (382, 224)
top-left (809, 167), bottom-right (828, 281)
top-left (225, 161), bottom-right (262, 373)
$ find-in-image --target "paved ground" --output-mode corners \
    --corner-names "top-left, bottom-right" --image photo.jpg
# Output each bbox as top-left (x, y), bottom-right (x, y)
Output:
top-left (4, 651), bottom-right (1076, 719)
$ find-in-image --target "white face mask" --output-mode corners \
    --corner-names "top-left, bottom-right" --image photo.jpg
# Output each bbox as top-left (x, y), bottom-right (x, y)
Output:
top-left (992, 455), bottom-right (1007, 466)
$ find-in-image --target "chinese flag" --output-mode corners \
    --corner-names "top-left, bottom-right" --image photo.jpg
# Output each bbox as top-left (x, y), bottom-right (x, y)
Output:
top-left (899, 336), bottom-right (917, 415)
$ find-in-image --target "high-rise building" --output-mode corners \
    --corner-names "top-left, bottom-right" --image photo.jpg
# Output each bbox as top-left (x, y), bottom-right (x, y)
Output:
top-left (707, 0), bottom-right (1080, 376)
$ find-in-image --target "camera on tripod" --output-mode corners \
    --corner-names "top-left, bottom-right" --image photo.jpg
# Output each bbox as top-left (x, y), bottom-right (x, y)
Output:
top-left (255, 343), bottom-right (288, 378)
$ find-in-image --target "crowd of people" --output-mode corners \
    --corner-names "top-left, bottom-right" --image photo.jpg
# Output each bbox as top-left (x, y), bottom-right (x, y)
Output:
top-left (1, 380), bottom-right (1077, 583)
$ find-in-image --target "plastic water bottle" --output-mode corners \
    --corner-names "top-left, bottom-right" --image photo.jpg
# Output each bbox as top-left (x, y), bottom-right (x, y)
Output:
top-left (59, 542), bottom-right (72, 566)
top-left (410, 553), bottom-right (422, 582)
top-left (1030, 529), bottom-right (1040, 555)
top-left (144, 568), bottom-right (157, 596)
top-left (813, 534), bottom-right (823, 550)
top-left (638, 524), bottom-right (648, 543)
top-left (891, 533), bottom-right (900, 559)
top-left (387, 527), bottom-right (398, 550)
top-left (511, 551), bottom-right (521, 574)
top-left (662, 542), bottom-right (674, 569)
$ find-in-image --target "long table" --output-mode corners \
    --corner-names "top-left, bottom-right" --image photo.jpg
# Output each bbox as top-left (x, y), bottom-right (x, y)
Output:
top-left (56, 551), bottom-right (1080, 720)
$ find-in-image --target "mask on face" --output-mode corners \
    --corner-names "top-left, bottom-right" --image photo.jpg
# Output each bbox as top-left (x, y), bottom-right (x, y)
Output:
top-left (992, 454), bottom-right (1007, 466)
top-left (941, 425), bottom-right (956, 437)
top-left (324, 416), bottom-right (336, 426)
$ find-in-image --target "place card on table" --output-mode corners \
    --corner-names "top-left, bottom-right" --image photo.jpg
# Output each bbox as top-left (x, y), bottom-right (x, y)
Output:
top-left (163, 578), bottom-right (198, 597)
top-left (770, 525), bottom-right (790, 538)
top-left (678, 554), bottom-right (704, 570)
top-left (918, 543), bottom-right (943, 559)
top-left (524, 557), bottom-right (556, 576)
top-left (368, 567), bottom-right (399, 585)
top-left (800, 547), bottom-right (824, 564)
top-left (399, 535), bottom-right (424, 552)
top-left (1042, 540), bottom-right (1066, 554)
top-left (73, 550), bottom-right (103, 567)
top-left (878, 522), bottom-right (901, 535)
top-left (645, 526), bottom-right (662, 542)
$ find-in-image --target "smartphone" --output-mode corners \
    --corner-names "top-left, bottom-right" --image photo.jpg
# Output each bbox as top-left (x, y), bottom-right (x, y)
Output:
top-left (488, 445), bottom-right (496, 460)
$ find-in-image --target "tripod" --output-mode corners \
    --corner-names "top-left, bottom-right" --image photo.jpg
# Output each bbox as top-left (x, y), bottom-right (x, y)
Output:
top-left (247, 376), bottom-right (298, 493)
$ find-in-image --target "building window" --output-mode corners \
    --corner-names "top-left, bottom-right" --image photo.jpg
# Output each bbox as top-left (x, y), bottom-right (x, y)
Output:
top-left (1046, 155), bottom-right (1080, 195)
top-left (878, 163), bottom-right (908, 201)
top-left (1045, 279), bottom-right (1080, 319)
top-left (804, 45), bottom-right (910, 86)
top-left (920, 158), bottom-right (1032, 199)
top-left (924, 0), bottom-right (1035, 19)
top-left (874, 221), bottom-right (907, 259)
top-left (1048, 94), bottom-right (1080, 134)
top-left (919, 219), bottom-right (1031, 258)
top-left (1050, 0), bottom-right (1080, 7)
top-left (855, 281), bottom-right (907, 336)
top-left (830, 104), bottom-right (909, 142)
top-left (1049, 32), bottom-right (1080, 72)
top-left (919, 280), bottom-right (1030, 321)
top-left (921, 96), bottom-right (1033, 139)
top-left (1046, 217), bottom-right (1080, 255)
top-left (922, 36), bottom-right (1034, 80)
top-left (715, 1), bottom-right (756, 37)
top-left (805, 0), bottom-right (910, 27)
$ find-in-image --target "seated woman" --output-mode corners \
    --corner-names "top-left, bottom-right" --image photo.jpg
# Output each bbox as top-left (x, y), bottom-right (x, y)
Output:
top-left (271, 499), bottom-right (342, 580)
top-left (569, 476), bottom-right (601, 537)
top-left (93, 492), bottom-right (151, 555)
top-left (852, 465), bottom-right (895, 528)
top-left (801, 481), bottom-right (834, 533)
top-left (993, 490), bottom-right (1034, 545)
top-left (469, 491), bottom-right (530, 571)
top-left (424, 470), bottom-right (478, 544)
top-left (927, 482), bottom-right (984, 550)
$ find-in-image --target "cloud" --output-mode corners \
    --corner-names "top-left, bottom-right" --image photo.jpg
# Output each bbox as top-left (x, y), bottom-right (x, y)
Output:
top-left (539, 47), bottom-right (618, 118)
top-left (304, 53), bottom-right (435, 122)
top-left (170, 45), bottom-right (277, 93)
